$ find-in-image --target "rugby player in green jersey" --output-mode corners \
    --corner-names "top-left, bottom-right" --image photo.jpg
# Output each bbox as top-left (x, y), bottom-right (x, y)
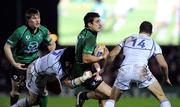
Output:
top-left (74, 12), bottom-right (111, 107)
top-left (4, 8), bottom-right (56, 107)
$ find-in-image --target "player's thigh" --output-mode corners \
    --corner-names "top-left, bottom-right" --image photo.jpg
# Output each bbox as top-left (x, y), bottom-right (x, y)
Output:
top-left (95, 81), bottom-right (112, 97)
top-left (147, 80), bottom-right (166, 101)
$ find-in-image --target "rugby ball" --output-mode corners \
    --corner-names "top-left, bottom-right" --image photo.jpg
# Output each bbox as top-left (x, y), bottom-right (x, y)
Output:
top-left (94, 44), bottom-right (106, 57)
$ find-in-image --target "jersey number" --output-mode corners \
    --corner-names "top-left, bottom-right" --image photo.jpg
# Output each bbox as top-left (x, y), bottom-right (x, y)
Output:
top-left (131, 39), bottom-right (145, 48)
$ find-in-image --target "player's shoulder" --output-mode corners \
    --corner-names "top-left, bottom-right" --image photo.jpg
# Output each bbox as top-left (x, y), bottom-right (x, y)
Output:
top-left (80, 28), bottom-right (89, 35)
top-left (39, 25), bottom-right (49, 32)
top-left (38, 25), bottom-right (49, 36)
top-left (15, 25), bottom-right (28, 33)
top-left (78, 28), bottom-right (93, 39)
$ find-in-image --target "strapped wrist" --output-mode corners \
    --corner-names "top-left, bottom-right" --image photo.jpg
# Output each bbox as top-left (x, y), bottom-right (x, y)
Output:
top-left (96, 68), bottom-right (101, 72)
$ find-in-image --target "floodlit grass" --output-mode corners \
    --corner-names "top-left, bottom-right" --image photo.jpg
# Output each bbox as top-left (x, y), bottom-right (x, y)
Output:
top-left (0, 95), bottom-right (179, 107)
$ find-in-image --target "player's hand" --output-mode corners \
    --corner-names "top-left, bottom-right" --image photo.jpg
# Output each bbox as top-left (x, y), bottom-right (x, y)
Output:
top-left (95, 72), bottom-right (102, 81)
top-left (166, 78), bottom-right (172, 86)
top-left (13, 63), bottom-right (27, 70)
top-left (81, 71), bottom-right (92, 82)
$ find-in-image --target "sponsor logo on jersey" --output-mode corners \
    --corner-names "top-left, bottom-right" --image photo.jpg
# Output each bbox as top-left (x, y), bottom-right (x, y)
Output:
top-left (24, 41), bottom-right (39, 53)
top-left (26, 35), bottom-right (30, 40)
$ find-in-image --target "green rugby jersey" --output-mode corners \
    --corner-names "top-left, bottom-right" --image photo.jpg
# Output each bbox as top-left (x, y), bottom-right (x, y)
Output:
top-left (74, 28), bottom-right (97, 77)
top-left (6, 25), bottom-right (52, 64)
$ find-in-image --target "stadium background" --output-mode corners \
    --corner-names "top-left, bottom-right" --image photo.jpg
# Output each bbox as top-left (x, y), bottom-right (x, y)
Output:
top-left (0, 0), bottom-right (179, 107)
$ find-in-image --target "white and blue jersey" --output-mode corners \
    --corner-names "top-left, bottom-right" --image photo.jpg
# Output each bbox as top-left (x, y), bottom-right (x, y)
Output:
top-left (119, 34), bottom-right (162, 66)
top-left (26, 49), bottom-right (66, 95)
top-left (33, 49), bottom-right (65, 76)
top-left (114, 34), bottom-right (162, 90)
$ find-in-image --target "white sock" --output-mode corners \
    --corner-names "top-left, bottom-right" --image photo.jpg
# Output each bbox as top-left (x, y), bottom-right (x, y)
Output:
top-left (160, 100), bottom-right (171, 107)
top-left (104, 99), bottom-right (115, 107)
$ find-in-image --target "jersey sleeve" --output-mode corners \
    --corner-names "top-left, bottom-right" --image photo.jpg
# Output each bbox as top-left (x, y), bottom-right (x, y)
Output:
top-left (43, 30), bottom-right (52, 45)
top-left (6, 28), bottom-right (21, 47)
top-left (119, 36), bottom-right (134, 47)
top-left (83, 36), bottom-right (96, 55)
top-left (153, 42), bottom-right (162, 56)
top-left (119, 37), bottom-right (127, 47)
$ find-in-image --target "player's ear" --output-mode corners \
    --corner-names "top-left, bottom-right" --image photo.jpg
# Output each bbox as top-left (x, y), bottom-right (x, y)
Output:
top-left (88, 22), bottom-right (92, 28)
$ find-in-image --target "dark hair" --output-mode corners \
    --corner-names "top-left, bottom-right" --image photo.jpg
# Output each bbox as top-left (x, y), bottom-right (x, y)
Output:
top-left (139, 21), bottom-right (153, 34)
top-left (25, 8), bottom-right (40, 21)
top-left (60, 47), bottom-right (75, 80)
top-left (60, 47), bottom-right (75, 63)
top-left (84, 12), bottom-right (100, 28)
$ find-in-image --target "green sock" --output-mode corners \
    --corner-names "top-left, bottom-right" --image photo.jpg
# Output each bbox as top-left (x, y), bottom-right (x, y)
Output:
top-left (40, 95), bottom-right (48, 107)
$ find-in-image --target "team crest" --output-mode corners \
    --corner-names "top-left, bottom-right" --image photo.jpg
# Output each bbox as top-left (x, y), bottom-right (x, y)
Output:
top-left (26, 35), bottom-right (30, 40)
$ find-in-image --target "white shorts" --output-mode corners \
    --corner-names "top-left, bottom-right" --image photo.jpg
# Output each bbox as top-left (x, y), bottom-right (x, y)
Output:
top-left (113, 65), bottom-right (156, 90)
top-left (26, 63), bottom-right (62, 95)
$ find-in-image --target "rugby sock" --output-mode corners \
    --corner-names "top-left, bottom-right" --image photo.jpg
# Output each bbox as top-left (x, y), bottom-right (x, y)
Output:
top-left (160, 100), bottom-right (171, 107)
top-left (40, 95), bottom-right (48, 107)
top-left (10, 95), bottom-right (19, 106)
top-left (80, 92), bottom-right (88, 100)
top-left (104, 99), bottom-right (115, 107)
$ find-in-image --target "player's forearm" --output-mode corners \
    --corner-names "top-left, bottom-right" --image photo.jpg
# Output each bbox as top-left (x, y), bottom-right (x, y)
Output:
top-left (102, 54), bottom-right (114, 73)
top-left (4, 43), bottom-right (16, 66)
top-left (94, 63), bottom-right (101, 72)
top-left (160, 63), bottom-right (169, 80)
top-left (70, 71), bottom-right (92, 88)
top-left (63, 77), bottom-right (85, 89)
top-left (83, 54), bottom-right (103, 63)
top-left (63, 79), bottom-right (74, 89)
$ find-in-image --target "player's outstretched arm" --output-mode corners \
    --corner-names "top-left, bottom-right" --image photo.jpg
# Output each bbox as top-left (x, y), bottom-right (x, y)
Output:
top-left (103, 45), bottom-right (121, 73)
top-left (64, 71), bottom-right (92, 88)
top-left (4, 43), bottom-right (27, 70)
top-left (155, 54), bottom-right (172, 86)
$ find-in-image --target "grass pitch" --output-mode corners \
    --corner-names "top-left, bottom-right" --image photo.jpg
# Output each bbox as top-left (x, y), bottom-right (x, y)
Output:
top-left (0, 95), bottom-right (179, 107)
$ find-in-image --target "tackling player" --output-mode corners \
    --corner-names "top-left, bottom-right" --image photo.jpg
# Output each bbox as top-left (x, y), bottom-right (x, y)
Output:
top-left (11, 47), bottom-right (93, 107)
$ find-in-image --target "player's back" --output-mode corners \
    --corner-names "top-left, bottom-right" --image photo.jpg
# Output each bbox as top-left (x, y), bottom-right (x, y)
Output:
top-left (121, 34), bottom-right (154, 66)
top-left (34, 49), bottom-right (65, 76)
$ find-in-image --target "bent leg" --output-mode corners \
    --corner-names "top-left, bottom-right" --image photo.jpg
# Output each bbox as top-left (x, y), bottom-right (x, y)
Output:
top-left (147, 80), bottom-right (171, 107)
top-left (95, 81), bottom-right (112, 97)
top-left (104, 86), bottom-right (123, 107)
top-left (10, 79), bottom-right (21, 105)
